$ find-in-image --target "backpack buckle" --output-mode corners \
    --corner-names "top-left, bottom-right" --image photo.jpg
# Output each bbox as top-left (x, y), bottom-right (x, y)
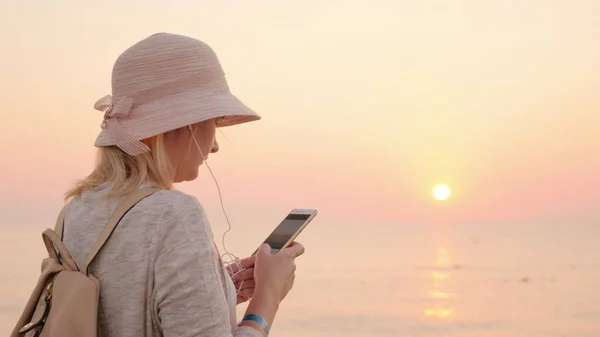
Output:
top-left (18, 280), bottom-right (54, 335)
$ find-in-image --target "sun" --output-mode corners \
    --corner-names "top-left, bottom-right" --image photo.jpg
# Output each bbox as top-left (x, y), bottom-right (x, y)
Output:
top-left (433, 184), bottom-right (451, 201)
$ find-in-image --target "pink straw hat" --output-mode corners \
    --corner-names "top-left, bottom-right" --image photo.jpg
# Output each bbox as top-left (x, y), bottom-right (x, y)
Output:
top-left (93, 32), bottom-right (261, 156)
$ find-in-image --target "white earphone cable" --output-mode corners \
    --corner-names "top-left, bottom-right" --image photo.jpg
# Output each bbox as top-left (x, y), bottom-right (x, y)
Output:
top-left (189, 127), bottom-right (245, 296)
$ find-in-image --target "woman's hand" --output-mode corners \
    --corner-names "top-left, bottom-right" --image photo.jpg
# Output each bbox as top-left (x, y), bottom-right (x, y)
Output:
top-left (226, 256), bottom-right (257, 304)
top-left (239, 242), bottom-right (306, 334)
top-left (253, 242), bottom-right (305, 303)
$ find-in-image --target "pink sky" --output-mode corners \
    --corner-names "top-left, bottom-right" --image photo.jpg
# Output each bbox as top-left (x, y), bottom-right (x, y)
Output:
top-left (0, 0), bottom-right (599, 230)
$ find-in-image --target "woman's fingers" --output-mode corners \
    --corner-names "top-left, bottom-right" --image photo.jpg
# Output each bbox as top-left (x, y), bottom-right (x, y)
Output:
top-left (237, 287), bottom-right (254, 304)
top-left (240, 256), bottom-right (256, 268)
top-left (235, 280), bottom-right (255, 304)
top-left (232, 267), bottom-right (254, 283)
top-left (238, 286), bottom-right (255, 298)
top-left (226, 256), bottom-right (256, 275)
top-left (235, 279), bottom-right (255, 290)
top-left (283, 242), bottom-right (305, 258)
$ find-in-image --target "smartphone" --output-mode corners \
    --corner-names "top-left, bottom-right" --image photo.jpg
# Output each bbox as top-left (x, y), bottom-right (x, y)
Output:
top-left (252, 209), bottom-right (318, 255)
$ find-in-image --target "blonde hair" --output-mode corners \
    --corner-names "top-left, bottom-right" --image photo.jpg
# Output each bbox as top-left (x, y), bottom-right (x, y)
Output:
top-left (64, 134), bottom-right (174, 201)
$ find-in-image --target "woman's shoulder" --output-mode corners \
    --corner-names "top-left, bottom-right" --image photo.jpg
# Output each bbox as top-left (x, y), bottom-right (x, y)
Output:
top-left (146, 188), bottom-right (205, 211)
top-left (145, 188), bottom-right (209, 226)
top-left (70, 187), bottom-right (209, 230)
top-left (147, 189), bottom-right (216, 249)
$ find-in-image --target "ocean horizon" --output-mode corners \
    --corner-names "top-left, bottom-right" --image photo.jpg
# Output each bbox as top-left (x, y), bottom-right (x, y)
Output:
top-left (2, 221), bottom-right (599, 337)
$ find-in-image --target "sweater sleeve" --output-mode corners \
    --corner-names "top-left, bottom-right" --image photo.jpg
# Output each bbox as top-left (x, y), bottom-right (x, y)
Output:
top-left (152, 192), bottom-right (263, 337)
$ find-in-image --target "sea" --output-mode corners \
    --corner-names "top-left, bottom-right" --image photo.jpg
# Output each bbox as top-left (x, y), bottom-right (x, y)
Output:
top-left (1, 221), bottom-right (599, 337)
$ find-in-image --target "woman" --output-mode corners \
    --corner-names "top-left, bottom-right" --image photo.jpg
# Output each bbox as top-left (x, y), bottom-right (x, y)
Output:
top-left (61, 33), bottom-right (304, 336)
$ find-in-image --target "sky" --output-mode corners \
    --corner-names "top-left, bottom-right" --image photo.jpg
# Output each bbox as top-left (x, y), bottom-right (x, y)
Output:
top-left (0, 0), bottom-right (599, 234)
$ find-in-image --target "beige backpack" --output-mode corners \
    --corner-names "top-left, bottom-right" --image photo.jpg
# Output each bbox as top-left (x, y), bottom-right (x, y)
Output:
top-left (11, 187), bottom-right (159, 337)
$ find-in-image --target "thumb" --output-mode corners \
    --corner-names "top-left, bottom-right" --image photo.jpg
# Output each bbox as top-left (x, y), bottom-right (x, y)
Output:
top-left (258, 243), bottom-right (272, 256)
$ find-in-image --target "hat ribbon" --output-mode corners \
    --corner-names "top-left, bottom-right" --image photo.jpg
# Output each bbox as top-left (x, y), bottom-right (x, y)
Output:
top-left (93, 95), bottom-right (151, 156)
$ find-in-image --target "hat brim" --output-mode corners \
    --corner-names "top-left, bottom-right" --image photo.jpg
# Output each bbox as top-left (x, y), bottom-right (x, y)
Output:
top-left (94, 88), bottom-right (261, 147)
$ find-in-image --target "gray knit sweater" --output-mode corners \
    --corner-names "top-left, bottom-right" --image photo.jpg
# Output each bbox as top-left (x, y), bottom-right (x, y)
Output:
top-left (62, 184), bottom-right (261, 337)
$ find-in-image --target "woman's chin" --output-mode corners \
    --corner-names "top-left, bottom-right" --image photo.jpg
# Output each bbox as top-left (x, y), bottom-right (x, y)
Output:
top-left (173, 168), bottom-right (200, 183)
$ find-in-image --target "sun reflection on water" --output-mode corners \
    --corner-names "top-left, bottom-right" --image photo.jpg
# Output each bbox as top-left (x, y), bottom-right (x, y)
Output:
top-left (424, 245), bottom-right (457, 319)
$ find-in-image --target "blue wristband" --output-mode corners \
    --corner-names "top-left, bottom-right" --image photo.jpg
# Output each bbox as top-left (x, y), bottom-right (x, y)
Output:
top-left (241, 314), bottom-right (270, 336)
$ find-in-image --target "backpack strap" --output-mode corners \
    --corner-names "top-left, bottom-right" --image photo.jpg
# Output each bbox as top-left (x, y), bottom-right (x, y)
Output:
top-left (54, 204), bottom-right (68, 240)
top-left (42, 228), bottom-right (80, 271)
top-left (49, 204), bottom-right (75, 270)
top-left (82, 187), bottom-right (160, 275)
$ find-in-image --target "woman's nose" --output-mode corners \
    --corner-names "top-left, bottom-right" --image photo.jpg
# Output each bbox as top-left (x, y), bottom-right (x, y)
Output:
top-left (211, 140), bottom-right (219, 153)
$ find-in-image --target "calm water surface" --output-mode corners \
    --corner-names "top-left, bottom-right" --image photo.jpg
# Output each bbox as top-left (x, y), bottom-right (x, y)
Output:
top-left (1, 221), bottom-right (599, 336)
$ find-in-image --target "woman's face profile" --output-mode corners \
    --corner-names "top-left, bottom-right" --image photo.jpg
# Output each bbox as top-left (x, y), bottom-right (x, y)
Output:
top-left (164, 119), bottom-right (219, 183)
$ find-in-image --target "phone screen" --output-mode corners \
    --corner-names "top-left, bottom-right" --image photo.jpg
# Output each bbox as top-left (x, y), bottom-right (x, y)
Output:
top-left (263, 213), bottom-right (312, 250)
